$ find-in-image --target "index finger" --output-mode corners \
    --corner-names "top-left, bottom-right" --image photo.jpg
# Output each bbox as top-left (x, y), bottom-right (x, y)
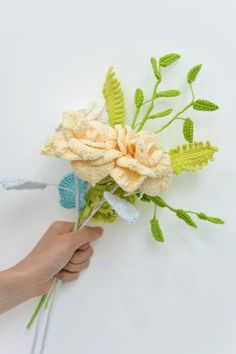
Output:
top-left (68, 226), bottom-right (103, 249)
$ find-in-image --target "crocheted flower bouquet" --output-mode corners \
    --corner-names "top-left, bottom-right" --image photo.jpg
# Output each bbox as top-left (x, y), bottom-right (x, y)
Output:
top-left (0, 53), bottom-right (224, 345)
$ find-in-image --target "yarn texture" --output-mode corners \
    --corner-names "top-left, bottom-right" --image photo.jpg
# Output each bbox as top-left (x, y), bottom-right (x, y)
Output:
top-left (169, 141), bottom-right (218, 175)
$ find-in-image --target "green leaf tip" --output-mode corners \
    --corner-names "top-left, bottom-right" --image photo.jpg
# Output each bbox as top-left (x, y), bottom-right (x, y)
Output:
top-left (156, 90), bottom-right (181, 98)
top-left (187, 64), bottom-right (202, 84)
top-left (159, 53), bottom-right (181, 67)
top-left (169, 141), bottom-right (218, 175)
top-left (150, 216), bottom-right (164, 242)
top-left (183, 118), bottom-right (194, 143)
top-left (103, 66), bottom-right (125, 127)
top-left (193, 99), bottom-right (219, 111)
top-left (135, 88), bottom-right (144, 108)
top-left (175, 209), bottom-right (197, 228)
top-left (197, 213), bottom-right (224, 224)
top-left (150, 57), bottom-right (161, 80)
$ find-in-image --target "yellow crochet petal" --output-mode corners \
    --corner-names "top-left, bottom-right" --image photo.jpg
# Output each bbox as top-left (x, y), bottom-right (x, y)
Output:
top-left (115, 124), bottom-right (127, 154)
top-left (139, 173), bottom-right (172, 196)
top-left (68, 138), bottom-right (103, 160)
top-left (41, 135), bottom-right (55, 156)
top-left (79, 139), bottom-right (107, 149)
top-left (116, 156), bottom-right (156, 177)
top-left (71, 160), bottom-right (114, 185)
top-left (152, 153), bottom-right (173, 177)
top-left (62, 111), bottom-right (80, 130)
top-left (41, 133), bottom-right (79, 161)
top-left (93, 149), bottom-right (122, 166)
top-left (53, 131), bottom-right (68, 155)
top-left (110, 166), bottom-right (146, 193)
top-left (88, 121), bottom-right (117, 149)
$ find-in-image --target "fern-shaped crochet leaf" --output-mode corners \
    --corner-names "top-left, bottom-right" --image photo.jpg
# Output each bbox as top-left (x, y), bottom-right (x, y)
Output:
top-left (103, 67), bottom-right (125, 127)
top-left (169, 141), bottom-right (218, 175)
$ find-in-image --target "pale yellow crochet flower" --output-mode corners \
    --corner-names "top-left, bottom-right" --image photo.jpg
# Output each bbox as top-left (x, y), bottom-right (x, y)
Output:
top-left (110, 126), bottom-right (172, 195)
top-left (41, 103), bottom-right (172, 195)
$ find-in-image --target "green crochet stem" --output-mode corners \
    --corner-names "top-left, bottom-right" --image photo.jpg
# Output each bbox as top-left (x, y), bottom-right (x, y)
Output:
top-left (132, 106), bottom-right (141, 129)
top-left (136, 78), bottom-right (161, 132)
top-left (154, 81), bottom-right (197, 134)
top-left (44, 278), bottom-right (59, 310)
top-left (26, 295), bottom-right (47, 329)
top-left (155, 101), bottom-right (193, 134)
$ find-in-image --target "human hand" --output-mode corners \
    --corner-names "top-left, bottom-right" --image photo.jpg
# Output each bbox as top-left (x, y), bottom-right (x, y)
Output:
top-left (16, 221), bottom-right (103, 297)
top-left (0, 221), bottom-right (103, 314)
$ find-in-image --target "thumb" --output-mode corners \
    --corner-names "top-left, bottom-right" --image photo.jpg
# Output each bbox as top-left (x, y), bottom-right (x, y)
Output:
top-left (68, 226), bottom-right (103, 250)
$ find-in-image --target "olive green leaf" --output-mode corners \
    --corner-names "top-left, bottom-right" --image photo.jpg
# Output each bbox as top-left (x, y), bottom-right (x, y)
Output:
top-left (187, 64), bottom-right (202, 84)
top-left (135, 88), bottom-right (144, 108)
top-left (183, 118), bottom-right (194, 143)
top-left (175, 209), bottom-right (197, 228)
top-left (103, 67), bottom-right (125, 127)
top-left (150, 216), bottom-right (164, 242)
top-left (159, 53), bottom-right (181, 67)
top-left (150, 196), bottom-right (168, 208)
top-left (156, 90), bottom-right (181, 98)
top-left (169, 141), bottom-right (218, 175)
top-left (149, 108), bottom-right (173, 119)
top-left (197, 213), bottom-right (224, 224)
top-left (150, 57), bottom-right (161, 80)
top-left (193, 99), bottom-right (219, 111)
top-left (140, 194), bottom-right (151, 202)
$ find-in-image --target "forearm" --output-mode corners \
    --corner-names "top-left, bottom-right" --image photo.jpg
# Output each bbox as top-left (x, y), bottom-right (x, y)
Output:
top-left (0, 267), bottom-right (33, 315)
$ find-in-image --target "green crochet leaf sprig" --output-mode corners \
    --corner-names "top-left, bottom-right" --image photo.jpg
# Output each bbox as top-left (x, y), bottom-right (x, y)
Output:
top-left (129, 53), bottom-right (218, 144)
top-left (100, 54), bottom-right (223, 240)
top-left (141, 194), bottom-right (224, 242)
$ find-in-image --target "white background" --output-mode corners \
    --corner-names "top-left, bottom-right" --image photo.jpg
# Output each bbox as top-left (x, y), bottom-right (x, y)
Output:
top-left (0, 1), bottom-right (235, 353)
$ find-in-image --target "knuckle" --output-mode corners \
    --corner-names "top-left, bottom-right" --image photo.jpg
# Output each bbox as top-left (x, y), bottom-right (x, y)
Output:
top-left (51, 220), bottom-right (61, 229)
top-left (79, 226), bottom-right (102, 241)
top-left (51, 221), bottom-right (74, 234)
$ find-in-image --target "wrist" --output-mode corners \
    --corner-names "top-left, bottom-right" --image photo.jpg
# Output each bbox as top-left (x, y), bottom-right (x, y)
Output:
top-left (1, 266), bottom-right (32, 299)
top-left (2, 261), bottom-right (42, 301)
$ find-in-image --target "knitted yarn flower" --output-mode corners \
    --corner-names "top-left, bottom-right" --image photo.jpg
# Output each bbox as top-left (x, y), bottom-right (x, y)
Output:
top-left (41, 104), bottom-right (172, 196)
top-left (110, 125), bottom-right (172, 195)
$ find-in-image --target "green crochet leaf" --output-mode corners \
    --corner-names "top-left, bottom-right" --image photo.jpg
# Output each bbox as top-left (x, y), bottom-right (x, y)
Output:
top-left (193, 99), bottom-right (219, 111)
top-left (175, 209), bottom-right (197, 228)
top-left (103, 67), bottom-right (125, 127)
top-left (150, 196), bottom-right (167, 208)
top-left (150, 57), bottom-right (161, 80)
top-left (197, 212), bottom-right (224, 224)
top-left (135, 88), bottom-right (144, 108)
top-left (159, 53), bottom-right (181, 67)
top-left (150, 216), bottom-right (164, 242)
top-left (149, 108), bottom-right (173, 119)
top-left (183, 118), bottom-right (194, 143)
top-left (169, 141), bottom-right (218, 175)
top-left (156, 90), bottom-right (181, 98)
top-left (187, 64), bottom-right (202, 84)
top-left (79, 177), bottom-right (136, 224)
